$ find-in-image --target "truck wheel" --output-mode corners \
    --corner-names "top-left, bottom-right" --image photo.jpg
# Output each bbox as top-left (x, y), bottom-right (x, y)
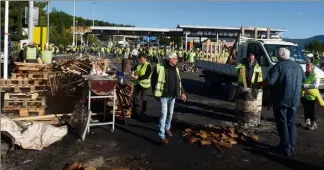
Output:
top-left (204, 77), bottom-right (212, 88)
top-left (225, 84), bottom-right (237, 102)
top-left (182, 64), bottom-right (189, 72)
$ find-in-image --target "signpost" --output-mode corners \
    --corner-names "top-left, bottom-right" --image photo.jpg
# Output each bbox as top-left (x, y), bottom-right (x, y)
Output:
top-left (25, 6), bottom-right (39, 26)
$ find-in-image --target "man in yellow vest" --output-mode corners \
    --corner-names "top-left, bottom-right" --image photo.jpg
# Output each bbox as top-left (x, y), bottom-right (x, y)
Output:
top-left (41, 46), bottom-right (53, 64)
top-left (151, 51), bottom-right (186, 144)
top-left (234, 53), bottom-right (263, 88)
top-left (23, 43), bottom-right (40, 63)
top-left (131, 53), bottom-right (152, 120)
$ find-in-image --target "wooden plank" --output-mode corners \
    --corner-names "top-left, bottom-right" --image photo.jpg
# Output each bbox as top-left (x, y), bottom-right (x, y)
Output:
top-left (13, 113), bottom-right (72, 121)
top-left (18, 67), bottom-right (40, 71)
top-left (4, 92), bottom-right (40, 100)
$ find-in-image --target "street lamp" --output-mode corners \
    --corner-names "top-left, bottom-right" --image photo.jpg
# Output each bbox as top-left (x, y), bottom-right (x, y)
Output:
top-left (75, 20), bottom-right (78, 46)
top-left (72, 0), bottom-right (75, 46)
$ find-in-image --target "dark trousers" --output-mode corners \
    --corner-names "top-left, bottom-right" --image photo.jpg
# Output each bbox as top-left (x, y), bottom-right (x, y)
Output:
top-left (302, 98), bottom-right (316, 122)
top-left (273, 105), bottom-right (297, 151)
top-left (133, 85), bottom-right (148, 116)
top-left (132, 55), bottom-right (137, 65)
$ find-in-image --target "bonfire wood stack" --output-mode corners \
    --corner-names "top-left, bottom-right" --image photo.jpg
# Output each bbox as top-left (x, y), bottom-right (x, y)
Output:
top-left (0, 62), bottom-right (51, 117)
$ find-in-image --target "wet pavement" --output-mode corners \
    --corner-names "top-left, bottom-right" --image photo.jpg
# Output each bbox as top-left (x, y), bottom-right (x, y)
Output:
top-left (2, 67), bottom-right (324, 170)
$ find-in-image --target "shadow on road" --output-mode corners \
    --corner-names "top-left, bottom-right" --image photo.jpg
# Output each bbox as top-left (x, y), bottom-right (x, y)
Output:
top-left (174, 102), bottom-right (236, 123)
top-left (245, 148), bottom-right (323, 170)
top-left (181, 78), bottom-right (231, 101)
top-left (115, 124), bottom-right (161, 145)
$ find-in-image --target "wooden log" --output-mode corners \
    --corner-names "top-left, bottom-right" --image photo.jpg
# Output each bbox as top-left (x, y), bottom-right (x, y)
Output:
top-left (13, 113), bottom-right (72, 121)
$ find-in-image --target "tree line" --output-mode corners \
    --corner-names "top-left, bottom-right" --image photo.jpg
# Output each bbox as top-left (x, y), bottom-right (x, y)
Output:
top-left (0, 1), bottom-right (132, 46)
top-left (305, 40), bottom-right (324, 55)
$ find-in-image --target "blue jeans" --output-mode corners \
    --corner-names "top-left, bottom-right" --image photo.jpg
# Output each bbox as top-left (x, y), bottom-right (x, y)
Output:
top-left (273, 105), bottom-right (297, 151)
top-left (158, 96), bottom-right (176, 139)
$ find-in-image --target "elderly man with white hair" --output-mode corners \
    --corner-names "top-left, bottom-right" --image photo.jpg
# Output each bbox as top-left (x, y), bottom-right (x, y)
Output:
top-left (264, 47), bottom-right (306, 156)
top-left (151, 51), bottom-right (186, 144)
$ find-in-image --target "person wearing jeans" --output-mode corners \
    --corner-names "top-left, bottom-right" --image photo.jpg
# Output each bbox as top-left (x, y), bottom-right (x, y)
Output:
top-left (264, 48), bottom-right (306, 156)
top-left (151, 51), bottom-right (186, 144)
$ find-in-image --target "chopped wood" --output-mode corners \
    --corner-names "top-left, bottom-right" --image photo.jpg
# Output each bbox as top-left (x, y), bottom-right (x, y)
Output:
top-left (218, 141), bottom-right (232, 148)
top-left (185, 128), bottom-right (192, 133)
top-left (229, 127), bottom-right (235, 134)
top-left (228, 140), bottom-right (237, 145)
top-left (188, 136), bottom-right (200, 144)
top-left (252, 135), bottom-right (259, 142)
top-left (210, 138), bottom-right (223, 152)
top-left (199, 131), bottom-right (209, 139)
top-left (228, 133), bottom-right (238, 138)
top-left (200, 139), bottom-right (212, 146)
top-left (221, 133), bottom-right (228, 140)
top-left (83, 167), bottom-right (96, 170)
top-left (210, 132), bottom-right (220, 139)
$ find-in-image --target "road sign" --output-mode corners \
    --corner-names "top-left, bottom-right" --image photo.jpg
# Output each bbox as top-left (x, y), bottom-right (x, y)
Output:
top-left (143, 36), bottom-right (157, 41)
top-left (25, 7), bottom-right (39, 26)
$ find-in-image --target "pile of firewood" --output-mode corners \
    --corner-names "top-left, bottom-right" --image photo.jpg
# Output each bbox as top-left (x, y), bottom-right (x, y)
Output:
top-left (115, 82), bottom-right (134, 118)
top-left (183, 126), bottom-right (259, 152)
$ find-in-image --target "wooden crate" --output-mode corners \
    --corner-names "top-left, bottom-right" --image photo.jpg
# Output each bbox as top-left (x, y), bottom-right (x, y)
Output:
top-left (2, 107), bottom-right (45, 117)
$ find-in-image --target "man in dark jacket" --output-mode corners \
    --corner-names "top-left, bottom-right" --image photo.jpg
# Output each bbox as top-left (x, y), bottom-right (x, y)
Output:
top-left (151, 51), bottom-right (186, 144)
top-left (264, 47), bottom-right (306, 156)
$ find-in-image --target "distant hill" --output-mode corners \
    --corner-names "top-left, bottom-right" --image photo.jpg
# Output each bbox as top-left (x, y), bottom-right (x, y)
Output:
top-left (283, 35), bottom-right (324, 49)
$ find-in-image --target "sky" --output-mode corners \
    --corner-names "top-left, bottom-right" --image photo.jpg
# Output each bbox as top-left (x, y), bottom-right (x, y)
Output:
top-left (50, 1), bottom-right (324, 39)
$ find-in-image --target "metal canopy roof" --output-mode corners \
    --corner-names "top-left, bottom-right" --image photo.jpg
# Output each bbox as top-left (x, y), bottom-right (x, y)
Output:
top-left (86, 25), bottom-right (287, 38)
top-left (89, 26), bottom-right (183, 36)
top-left (177, 24), bottom-right (287, 32)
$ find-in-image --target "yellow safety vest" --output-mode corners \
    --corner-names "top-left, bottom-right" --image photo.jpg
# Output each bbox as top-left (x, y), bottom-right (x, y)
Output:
top-left (303, 73), bottom-right (317, 100)
top-left (134, 62), bottom-right (151, 88)
top-left (41, 50), bottom-right (52, 64)
top-left (26, 47), bottom-right (37, 60)
top-left (154, 64), bottom-right (182, 97)
top-left (235, 63), bottom-right (263, 85)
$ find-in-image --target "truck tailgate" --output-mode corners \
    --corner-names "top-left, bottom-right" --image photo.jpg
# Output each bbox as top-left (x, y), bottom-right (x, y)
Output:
top-left (196, 60), bottom-right (236, 76)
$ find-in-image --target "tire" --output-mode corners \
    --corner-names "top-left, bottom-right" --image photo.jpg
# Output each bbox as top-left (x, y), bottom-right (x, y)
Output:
top-left (182, 64), bottom-right (190, 72)
top-left (192, 67), bottom-right (198, 72)
top-left (225, 83), bottom-right (237, 102)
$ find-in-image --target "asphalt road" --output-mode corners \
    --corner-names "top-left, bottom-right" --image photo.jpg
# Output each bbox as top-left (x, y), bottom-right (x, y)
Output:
top-left (2, 62), bottom-right (324, 170)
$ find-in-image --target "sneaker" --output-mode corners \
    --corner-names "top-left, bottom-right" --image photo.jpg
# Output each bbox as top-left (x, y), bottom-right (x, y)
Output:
top-left (165, 129), bottom-right (173, 137)
top-left (161, 138), bottom-right (168, 144)
top-left (303, 119), bottom-right (311, 127)
top-left (290, 147), bottom-right (295, 154)
top-left (308, 122), bottom-right (317, 130)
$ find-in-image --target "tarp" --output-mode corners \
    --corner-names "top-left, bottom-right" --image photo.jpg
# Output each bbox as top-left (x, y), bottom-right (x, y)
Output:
top-left (1, 117), bottom-right (68, 150)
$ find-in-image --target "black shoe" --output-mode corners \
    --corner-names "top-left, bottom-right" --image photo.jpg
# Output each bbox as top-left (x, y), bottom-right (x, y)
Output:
top-left (284, 150), bottom-right (291, 157)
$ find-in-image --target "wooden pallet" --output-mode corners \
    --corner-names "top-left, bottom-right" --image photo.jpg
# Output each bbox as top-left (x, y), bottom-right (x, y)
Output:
top-left (0, 79), bottom-right (48, 87)
top-left (2, 107), bottom-right (45, 117)
top-left (4, 92), bottom-right (40, 100)
top-left (11, 73), bottom-right (49, 80)
top-left (3, 99), bottom-right (46, 108)
top-left (0, 86), bottom-right (48, 93)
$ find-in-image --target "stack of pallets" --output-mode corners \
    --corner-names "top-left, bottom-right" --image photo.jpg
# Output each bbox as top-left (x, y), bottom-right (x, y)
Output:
top-left (0, 62), bottom-right (51, 117)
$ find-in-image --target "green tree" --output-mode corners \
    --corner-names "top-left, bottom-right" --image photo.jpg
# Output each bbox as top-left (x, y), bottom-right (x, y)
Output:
top-left (305, 40), bottom-right (324, 54)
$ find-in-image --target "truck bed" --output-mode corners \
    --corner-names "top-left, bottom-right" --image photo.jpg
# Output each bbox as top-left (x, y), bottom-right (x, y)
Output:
top-left (196, 59), bottom-right (237, 76)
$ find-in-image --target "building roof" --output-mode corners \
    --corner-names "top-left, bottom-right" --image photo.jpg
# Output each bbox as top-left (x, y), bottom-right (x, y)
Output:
top-left (177, 24), bottom-right (287, 32)
top-left (90, 26), bottom-right (183, 32)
